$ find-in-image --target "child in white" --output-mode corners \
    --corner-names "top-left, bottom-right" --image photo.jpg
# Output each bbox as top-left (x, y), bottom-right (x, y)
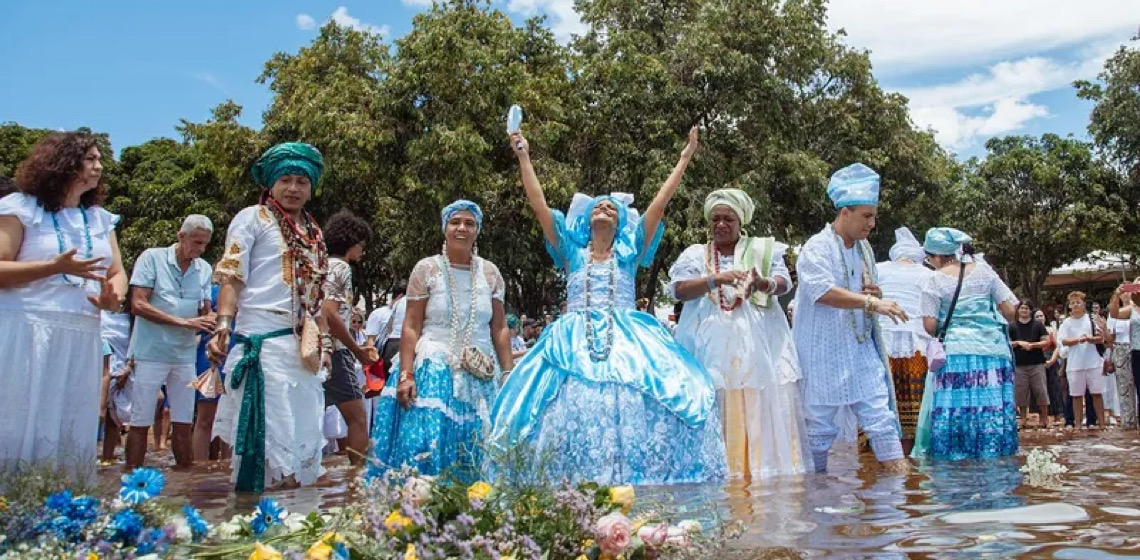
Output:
top-left (1059, 291), bottom-right (1106, 429)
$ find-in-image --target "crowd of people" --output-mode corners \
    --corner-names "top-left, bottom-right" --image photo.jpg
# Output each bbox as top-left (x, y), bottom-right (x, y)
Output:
top-left (1, 129), bottom-right (1135, 494)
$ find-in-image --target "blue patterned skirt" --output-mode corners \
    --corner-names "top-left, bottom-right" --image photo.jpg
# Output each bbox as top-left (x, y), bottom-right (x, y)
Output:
top-left (918, 354), bottom-right (1018, 461)
top-left (366, 359), bottom-right (493, 483)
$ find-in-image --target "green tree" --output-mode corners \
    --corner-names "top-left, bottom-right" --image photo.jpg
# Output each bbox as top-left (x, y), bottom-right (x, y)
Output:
top-left (955, 134), bottom-right (1125, 304)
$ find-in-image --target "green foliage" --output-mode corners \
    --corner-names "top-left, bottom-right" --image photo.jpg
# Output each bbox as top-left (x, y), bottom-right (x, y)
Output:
top-left (9, 0), bottom-right (1125, 308)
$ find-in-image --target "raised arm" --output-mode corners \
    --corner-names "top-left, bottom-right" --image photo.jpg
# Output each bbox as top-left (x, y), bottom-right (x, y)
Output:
top-left (1109, 285), bottom-right (1133, 320)
top-left (641, 127), bottom-right (699, 253)
top-left (510, 133), bottom-right (559, 251)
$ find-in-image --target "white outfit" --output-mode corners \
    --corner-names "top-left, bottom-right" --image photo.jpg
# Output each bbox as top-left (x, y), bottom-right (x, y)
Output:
top-left (102, 311), bottom-right (134, 427)
top-left (1059, 315), bottom-right (1106, 396)
top-left (876, 260), bottom-right (934, 358)
top-left (791, 225), bottom-right (902, 470)
top-left (130, 361), bottom-right (196, 426)
top-left (212, 205), bottom-right (325, 488)
top-left (0, 193), bottom-right (119, 479)
top-left (669, 241), bottom-right (812, 478)
top-left (365, 305), bottom-right (391, 338)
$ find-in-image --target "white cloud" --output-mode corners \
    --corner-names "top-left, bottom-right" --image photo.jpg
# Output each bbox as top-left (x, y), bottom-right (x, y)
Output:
top-left (329, 6), bottom-right (390, 37)
top-left (505, 0), bottom-right (585, 41)
top-left (188, 72), bottom-right (229, 96)
top-left (401, 0), bottom-right (434, 6)
top-left (827, 0), bottom-right (1140, 72)
top-left (296, 13), bottom-right (316, 30)
top-left (893, 40), bottom-right (1125, 151)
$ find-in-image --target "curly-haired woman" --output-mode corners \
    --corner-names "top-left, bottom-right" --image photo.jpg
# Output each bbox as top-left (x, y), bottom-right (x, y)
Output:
top-left (0, 132), bottom-right (128, 479)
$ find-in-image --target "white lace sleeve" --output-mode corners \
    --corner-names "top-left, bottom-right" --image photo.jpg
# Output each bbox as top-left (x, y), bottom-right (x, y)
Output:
top-left (406, 257), bottom-right (438, 302)
top-left (919, 275), bottom-right (942, 319)
top-left (770, 241), bottom-right (791, 286)
top-left (986, 265), bottom-right (1018, 306)
top-left (796, 237), bottom-right (839, 304)
top-left (482, 259), bottom-right (506, 301)
top-left (667, 245), bottom-right (706, 299)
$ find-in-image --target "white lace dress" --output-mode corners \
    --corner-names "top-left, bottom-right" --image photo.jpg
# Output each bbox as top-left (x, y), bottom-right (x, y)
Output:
top-left (367, 255), bottom-right (505, 482)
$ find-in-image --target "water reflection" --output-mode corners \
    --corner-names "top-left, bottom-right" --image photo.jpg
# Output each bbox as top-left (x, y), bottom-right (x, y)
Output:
top-left (96, 431), bottom-right (1140, 558)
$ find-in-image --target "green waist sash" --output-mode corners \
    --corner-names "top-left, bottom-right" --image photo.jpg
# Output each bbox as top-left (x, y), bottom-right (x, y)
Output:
top-left (229, 328), bottom-right (294, 493)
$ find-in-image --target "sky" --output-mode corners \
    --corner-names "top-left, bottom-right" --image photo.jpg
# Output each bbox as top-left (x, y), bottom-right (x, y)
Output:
top-left (2, 1), bottom-right (1138, 160)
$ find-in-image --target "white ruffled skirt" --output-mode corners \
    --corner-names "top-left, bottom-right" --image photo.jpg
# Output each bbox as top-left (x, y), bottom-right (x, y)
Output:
top-left (0, 309), bottom-right (101, 481)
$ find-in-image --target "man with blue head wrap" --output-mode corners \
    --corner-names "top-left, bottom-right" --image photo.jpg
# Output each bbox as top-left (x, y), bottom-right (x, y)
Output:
top-left (207, 141), bottom-right (332, 492)
top-left (874, 227), bottom-right (936, 453)
top-left (792, 163), bottom-right (911, 474)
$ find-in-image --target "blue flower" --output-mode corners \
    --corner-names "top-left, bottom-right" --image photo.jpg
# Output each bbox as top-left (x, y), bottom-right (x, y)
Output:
top-left (250, 498), bottom-right (285, 536)
top-left (332, 541), bottom-right (350, 559)
top-left (119, 467), bottom-right (165, 504)
top-left (68, 496), bottom-right (100, 523)
top-left (45, 490), bottom-right (73, 512)
top-left (48, 515), bottom-right (82, 541)
top-left (135, 527), bottom-right (168, 555)
top-left (182, 505), bottom-right (210, 541)
top-left (108, 508), bottom-right (144, 543)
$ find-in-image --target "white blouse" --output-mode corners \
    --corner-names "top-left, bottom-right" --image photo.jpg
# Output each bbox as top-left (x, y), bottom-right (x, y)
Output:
top-left (876, 260), bottom-right (935, 358)
top-left (0, 193), bottom-right (119, 316)
top-left (215, 205), bottom-right (300, 332)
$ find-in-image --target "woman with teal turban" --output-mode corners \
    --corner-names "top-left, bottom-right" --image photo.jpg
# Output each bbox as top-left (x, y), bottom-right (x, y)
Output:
top-left (209, 142), bottom-right (333, 492)
top-left (911, 228), bottom-right (1020, 460)
top-left (492, 126), bottom-right (727, 485)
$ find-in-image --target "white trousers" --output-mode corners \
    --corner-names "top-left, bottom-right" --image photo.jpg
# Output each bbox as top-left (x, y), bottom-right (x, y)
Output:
top-left (805, 390), bottom-right (903, 472)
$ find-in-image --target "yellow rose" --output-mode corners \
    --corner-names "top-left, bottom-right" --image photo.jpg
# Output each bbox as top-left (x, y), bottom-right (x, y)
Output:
top-left (404, 543), bottom-right (418, 560)
top-left (582, 538), bottom-right (595, 550)
top-left (385, 510), bottom-right (413, 534)
top-left (86, 554), bottom-right (99, 560)
top-left (467, 481), bottom-right (492, 501)
top-left (306, 542), bottom-right (332, 560)
top-left (576, 557), bottom-right (589, 560)
top-left (609, 485), bottom-right (635, 514)
top-left (249, 543), bottom-right (283, 560)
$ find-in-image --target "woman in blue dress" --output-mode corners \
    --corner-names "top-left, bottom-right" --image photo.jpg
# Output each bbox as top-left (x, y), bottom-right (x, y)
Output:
top-left (368, 201), bottom-right (514, 482)
top-left (912, 228), bottom-right (1019, 460)
top-left (491, 127), bottom-right (727, 485)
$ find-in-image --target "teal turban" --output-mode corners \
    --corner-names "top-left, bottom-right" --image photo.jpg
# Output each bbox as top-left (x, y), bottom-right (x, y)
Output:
top-left (924, 227), bottom-right (972, 256)
top-left (507, 314), bottom-right (520, 329)
top-left (251, 142), bottom-right (324, 193)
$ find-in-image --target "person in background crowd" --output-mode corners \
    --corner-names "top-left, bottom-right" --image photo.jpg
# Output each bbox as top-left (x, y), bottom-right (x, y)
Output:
top-left (192, 284), bottom-right (232, 461)
top-left (321, 210), bottom-right (378, 466)
top-left (0, 176), bottom-right (14, 198)
top-left (366, 280), bottom-right (408, 380)
top-left (1108, 282), bottom-right (1140, 429)
top-left (508, 314), bottom-right (527, 360)
top-left (1059, 291), bottom-right (1106, 430)
top-left (1040, 309), bottom-right (1065, 425)
top-left (126, 215), bottom-right (215, 469)
top-left (209, 142), bottom-right (332, 492)
top-left (875, 227), bottom-right (935, 454)
top-left (522, 318), bottom-right (540, 347)
top-left (1009, 301), bottom-right (1051, 430)
top-left (101, 301), bottom-right (134, 463)
top-left (913, 228), bottom-right (1018, 460)
top-left (0, 132), bottom-right (127, 479)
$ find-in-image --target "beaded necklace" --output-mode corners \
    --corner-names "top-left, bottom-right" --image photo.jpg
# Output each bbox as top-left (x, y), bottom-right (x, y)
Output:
top-left (705, 242), bottom-right (741, 312)
top-left (440, 248), bottom-right (479, 366)
top-left (51, 208), bottom-right (93, 288)
top-left (584, 242), bottom-right (617, 362)
top-left (830, 224), bottom-right (873, 344)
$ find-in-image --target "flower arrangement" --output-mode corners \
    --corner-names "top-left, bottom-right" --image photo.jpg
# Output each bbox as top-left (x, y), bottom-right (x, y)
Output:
top-left (1020, 447), bottom-right (1068, 487)
top-left (0, 465), bottom-right (729, 559)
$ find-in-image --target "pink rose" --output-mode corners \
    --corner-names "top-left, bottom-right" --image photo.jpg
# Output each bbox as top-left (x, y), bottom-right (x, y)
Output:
top-left (596, 512), bottom-right (633, 556)
top-left (637, 524), bottom-right (669, 548)
top-left (665, 526), bottom-right (692, 547)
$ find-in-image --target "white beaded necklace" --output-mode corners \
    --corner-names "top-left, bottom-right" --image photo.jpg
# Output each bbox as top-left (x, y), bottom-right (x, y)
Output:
top-left (830, 225), bottom-right (873, 344)
top-left (440, 247), bottom-right (479, 366)
top-left (585, 241), bottom-right (617, 362)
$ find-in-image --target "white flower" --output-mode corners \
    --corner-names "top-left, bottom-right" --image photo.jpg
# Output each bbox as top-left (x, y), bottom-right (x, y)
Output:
top-left (216, 516), bottom-right (246, 540)
top-left (676, 520), bottom-right (702, 534)
top-left (402, 476), bottom-right (434, 506)
top-left (283, 512), bottom-right (307, 532)
top-left (135, 555), bottom-right (160, 560)
top-left (170, 517), bottom-right (193, 542)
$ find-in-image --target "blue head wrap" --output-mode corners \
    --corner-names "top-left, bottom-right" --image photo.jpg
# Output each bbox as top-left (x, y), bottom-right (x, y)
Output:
top-left (506, 314), bottom-right (520, 329)
top-left (251, 142), bottom-right (324, 193)
top-left (924, 227), bottom-right (972, 256)
top-left (560, 192), bottom-right (662, 267)
top-left (441, 199), bottom-right (484, 232)
top-left (827, 163), bottom-right (881, 208)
